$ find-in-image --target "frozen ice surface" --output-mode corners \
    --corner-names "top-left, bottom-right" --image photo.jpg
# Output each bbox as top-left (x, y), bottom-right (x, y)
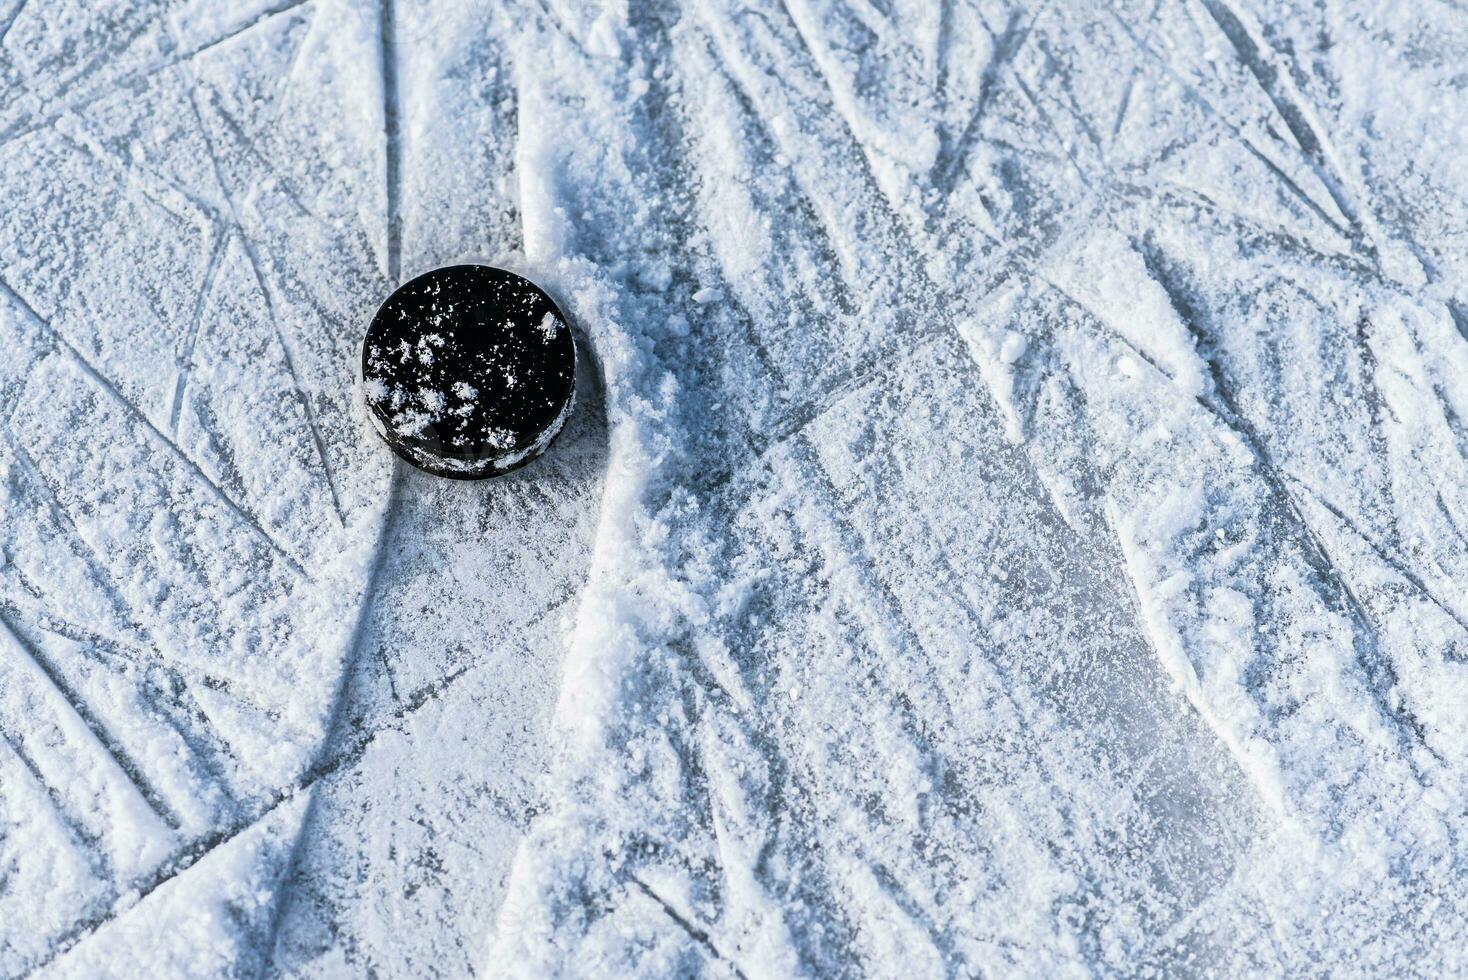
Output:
top-left (1, 0), bottom-right (1467, 975)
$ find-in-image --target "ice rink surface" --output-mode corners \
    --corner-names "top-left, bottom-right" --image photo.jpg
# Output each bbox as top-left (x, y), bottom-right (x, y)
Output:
top-left (1, 0), bottom-right (1467, 975)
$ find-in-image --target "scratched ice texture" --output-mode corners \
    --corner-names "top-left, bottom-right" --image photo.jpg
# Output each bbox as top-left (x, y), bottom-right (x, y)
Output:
top-left (1, 0), bottom-right (1466, 976)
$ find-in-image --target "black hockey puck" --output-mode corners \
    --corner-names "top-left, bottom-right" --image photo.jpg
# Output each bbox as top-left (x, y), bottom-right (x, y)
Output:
top-left (360, 265), bottom-right (576, 479)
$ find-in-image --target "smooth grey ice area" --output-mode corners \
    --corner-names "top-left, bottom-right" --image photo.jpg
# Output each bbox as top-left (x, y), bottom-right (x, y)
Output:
top-left (1, 0), bottom-right (1466, 976)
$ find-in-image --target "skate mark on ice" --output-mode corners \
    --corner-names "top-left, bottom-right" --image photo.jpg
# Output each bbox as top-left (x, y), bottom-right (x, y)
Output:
top-left (0, 613), bottom-right (182, 831)
top-left (627, 873), bottom-right (750, 980)
top-left (0, 275), bottom-right (309, 578)
top-left (169, 230), bottom-right (229, 436)
top-left (1138, 240), bottom-right (1440, 768)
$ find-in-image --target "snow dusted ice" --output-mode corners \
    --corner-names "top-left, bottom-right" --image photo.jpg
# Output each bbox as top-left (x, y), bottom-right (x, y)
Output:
top-left (1, 0), bottom-right (1467, 975)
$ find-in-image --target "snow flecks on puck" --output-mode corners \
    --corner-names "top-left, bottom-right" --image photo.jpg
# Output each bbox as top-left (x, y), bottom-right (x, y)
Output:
top-left (361, 264), bottom-right (576, 479)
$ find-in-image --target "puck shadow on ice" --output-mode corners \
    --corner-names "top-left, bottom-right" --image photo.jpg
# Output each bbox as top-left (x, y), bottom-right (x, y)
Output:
top-left (275, 275), bottom-right (609, 968)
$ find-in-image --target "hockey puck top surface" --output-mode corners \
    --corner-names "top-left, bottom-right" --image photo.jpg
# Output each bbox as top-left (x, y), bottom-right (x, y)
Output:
top-left (360, 265), bottom-right (576, 479)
